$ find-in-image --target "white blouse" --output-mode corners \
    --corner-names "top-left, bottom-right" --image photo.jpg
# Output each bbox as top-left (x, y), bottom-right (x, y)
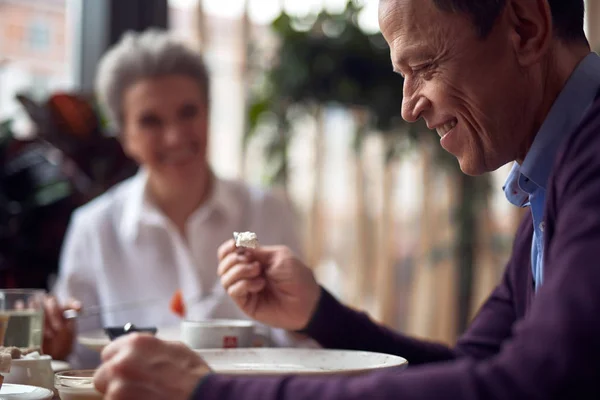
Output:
top-left (53, 170), bottom-right (316, 368)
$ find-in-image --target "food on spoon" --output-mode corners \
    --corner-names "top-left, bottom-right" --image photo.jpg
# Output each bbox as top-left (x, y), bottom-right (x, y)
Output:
top-left (0, 346), bottom-right (41, 359)
top-left (233, 231), bottom-right (259, 249)
top-left (0, 346), bottom-right (41, 391)
top-left (169, 289), bottom-right (186, 318)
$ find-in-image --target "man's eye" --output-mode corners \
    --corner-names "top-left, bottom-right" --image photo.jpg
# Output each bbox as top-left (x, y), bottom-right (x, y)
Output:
top-left (412, 63), bottom-right (433, 73)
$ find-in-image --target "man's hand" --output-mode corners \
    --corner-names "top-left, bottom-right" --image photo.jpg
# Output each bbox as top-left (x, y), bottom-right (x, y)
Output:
top-left (42, 296), bottom-right (81, 360)
top-left (94, 333), bottom-right (211, 400)
top-left (217, 240), bottom-right (321, 331)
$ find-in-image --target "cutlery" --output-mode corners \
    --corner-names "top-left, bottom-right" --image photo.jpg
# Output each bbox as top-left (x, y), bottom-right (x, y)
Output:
top-left (62, 294), bottom-right (205, 320)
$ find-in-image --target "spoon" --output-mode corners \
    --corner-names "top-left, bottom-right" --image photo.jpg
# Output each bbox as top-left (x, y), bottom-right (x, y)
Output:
top-left (62, 298), bottom-right (164, 320)
top-left (104, 323), bottom-right (158, 340)
top-left (62, 293), bottom-right (207, 320)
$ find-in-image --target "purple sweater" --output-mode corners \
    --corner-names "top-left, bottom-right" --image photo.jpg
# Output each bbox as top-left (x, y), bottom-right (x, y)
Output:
top-left (194, 97), bottom-right (600, 399)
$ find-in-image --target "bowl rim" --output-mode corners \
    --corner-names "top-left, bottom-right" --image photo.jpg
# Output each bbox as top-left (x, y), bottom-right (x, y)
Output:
top-left (55, 369), bottom-right (96, 379)
top-left (194, 348), bottom-right (409, 375)
top-left (182, 319), bottom-right (255, 328)
top-left (9, 355), bottom-right (52, 364)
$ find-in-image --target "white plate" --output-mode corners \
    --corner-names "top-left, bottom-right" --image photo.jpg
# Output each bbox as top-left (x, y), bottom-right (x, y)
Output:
top-left (195, 348), bottom-right (408, 375)
top-left (0, 383), bottom-right (53, 399)
top-left (78, 325), bottom-right (181, 352)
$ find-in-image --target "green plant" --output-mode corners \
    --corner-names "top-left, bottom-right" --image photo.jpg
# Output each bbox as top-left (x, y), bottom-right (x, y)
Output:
top-left (247, 1), bottom-right (413, 183)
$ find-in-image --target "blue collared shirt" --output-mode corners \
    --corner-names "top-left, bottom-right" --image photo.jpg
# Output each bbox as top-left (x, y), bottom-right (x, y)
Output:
top-left (503, 52), bottom-right (600, 291)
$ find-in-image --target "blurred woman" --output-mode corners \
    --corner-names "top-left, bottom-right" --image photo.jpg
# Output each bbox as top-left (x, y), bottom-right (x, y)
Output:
top-left (42, 29), bottom-right (312, 368)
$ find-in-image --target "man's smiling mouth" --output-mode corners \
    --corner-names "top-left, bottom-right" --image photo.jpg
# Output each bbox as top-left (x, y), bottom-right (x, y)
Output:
top-left (436, 119), bottom-right (457, 138)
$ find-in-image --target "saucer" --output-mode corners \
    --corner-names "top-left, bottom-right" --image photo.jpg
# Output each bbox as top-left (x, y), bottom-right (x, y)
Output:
top-left (0, 383), bottom-right (53, 399)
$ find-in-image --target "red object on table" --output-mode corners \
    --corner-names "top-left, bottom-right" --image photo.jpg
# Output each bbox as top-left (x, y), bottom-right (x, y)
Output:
top-left (169, 290), bottom-right (186, 318)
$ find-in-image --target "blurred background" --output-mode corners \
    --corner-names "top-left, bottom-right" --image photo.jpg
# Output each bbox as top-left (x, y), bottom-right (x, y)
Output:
top-left (0, 0), bottom-right (598, 346)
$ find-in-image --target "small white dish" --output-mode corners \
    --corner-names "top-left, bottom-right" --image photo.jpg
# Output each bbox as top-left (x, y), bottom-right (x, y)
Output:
top-left (0, 383), bottom-right (54, 399)
top-left (3, 355), bottom-right (55, 393)
top-left (78, 325), bottom-right (180, 352)
top-left (195, 348), bottom-right (408, 375)
top-left (182, 319), bottom-right (255, 349)
top-left (55, 369), bottom-right (102, 400)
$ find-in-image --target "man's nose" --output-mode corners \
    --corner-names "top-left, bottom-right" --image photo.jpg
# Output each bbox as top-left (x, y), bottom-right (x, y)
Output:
top-left (402, 95), bottom-right (431, 123)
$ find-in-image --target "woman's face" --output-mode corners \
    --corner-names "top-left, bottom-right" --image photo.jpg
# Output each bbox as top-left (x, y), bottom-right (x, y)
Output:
top-left (121, 74), bottom-right (209, 186)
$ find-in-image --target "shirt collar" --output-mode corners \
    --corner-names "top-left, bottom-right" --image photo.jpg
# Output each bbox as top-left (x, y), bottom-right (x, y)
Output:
top-left (503, 52), bottom-right (600, 206)
top-left (520, 52), bottom-right (600, 190)
top-left (120, 168), bottom-right (239, 241)
top-left (503, 162), bottom-right (529, 207)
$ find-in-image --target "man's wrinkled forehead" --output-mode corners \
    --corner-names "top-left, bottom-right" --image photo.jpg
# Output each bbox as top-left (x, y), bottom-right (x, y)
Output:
top-left (378, 0), bottom-right (417, 37)
top-left (379, 0), bottom-right (450, 62)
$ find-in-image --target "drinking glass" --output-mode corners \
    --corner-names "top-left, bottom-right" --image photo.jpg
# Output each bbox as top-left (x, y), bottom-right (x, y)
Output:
top-left (0, 289), bottom-right (46, 348)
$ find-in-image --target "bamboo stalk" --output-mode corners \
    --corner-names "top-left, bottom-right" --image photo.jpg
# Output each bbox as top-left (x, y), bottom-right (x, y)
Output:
top-left (306, 107), bottom-right (325, 270)
top-left (586, 0), bottom-right (600, 51)
top-left (454, 172), bottom-right (478, 335)
top-left (196, 0), bottom-right (208, 50)
top-left (470, 199), bottom-right (496, 319)
top-left (431, 171), bottom-right (457, 344)
top-left (239, 0), bottom-right (251, 180)
top-left (350, 109), bottom-right (371, 308)
top-left (374, 146), bottom-right (397, 325)
top-left (406, 137), bottom-right (435, 337)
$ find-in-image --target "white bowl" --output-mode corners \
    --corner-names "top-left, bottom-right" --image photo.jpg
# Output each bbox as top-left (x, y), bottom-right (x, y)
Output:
top-left (3, 355), bottom-right (55, 393)
top-left (182, 319), bottom-right (255, 349)
top-left (195, 348), bottom-right (408, 375)
top-left (54, 369), bottom-right (103, 400)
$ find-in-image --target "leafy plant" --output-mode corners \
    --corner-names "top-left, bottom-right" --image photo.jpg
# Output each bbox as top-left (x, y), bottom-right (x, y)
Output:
top-left (247, 1), bottom-right (414, 183)
top-left (0, 92), bottom-right (137, 289)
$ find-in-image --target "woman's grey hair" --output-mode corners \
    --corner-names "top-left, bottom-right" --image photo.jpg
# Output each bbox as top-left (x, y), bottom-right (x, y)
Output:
top-left (95, 28), bottom-right (210, 131)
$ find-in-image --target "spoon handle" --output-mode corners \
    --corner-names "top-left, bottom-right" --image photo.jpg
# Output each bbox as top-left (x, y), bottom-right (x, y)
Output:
top-left (62, 298), bottom-right (160, 320)
top-left (62, 294), bottom-right (205, 320)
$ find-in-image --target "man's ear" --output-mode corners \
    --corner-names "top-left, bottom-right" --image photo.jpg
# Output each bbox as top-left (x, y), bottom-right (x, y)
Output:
top-left (506, 0), bottom-right (553, 66)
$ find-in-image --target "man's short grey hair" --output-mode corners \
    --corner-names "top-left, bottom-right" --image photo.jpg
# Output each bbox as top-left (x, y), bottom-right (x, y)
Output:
top-left (95, 28), bottom-right (210, 132)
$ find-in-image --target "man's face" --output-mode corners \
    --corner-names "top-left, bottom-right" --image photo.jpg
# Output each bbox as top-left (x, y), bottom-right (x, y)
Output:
top-left (379, 0), bottom-right (538, 175)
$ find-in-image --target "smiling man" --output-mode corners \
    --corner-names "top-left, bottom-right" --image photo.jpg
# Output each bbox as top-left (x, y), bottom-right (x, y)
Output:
top-left (93, 1), bottom-right (600, 399)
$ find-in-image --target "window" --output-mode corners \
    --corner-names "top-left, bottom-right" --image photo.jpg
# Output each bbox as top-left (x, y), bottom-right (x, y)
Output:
top-left (6, 24), bottom-right (26, 45)
top-left (0, 0), bottom-right (74, 120)
top-left (28, 19), bottom-right (51, 51)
